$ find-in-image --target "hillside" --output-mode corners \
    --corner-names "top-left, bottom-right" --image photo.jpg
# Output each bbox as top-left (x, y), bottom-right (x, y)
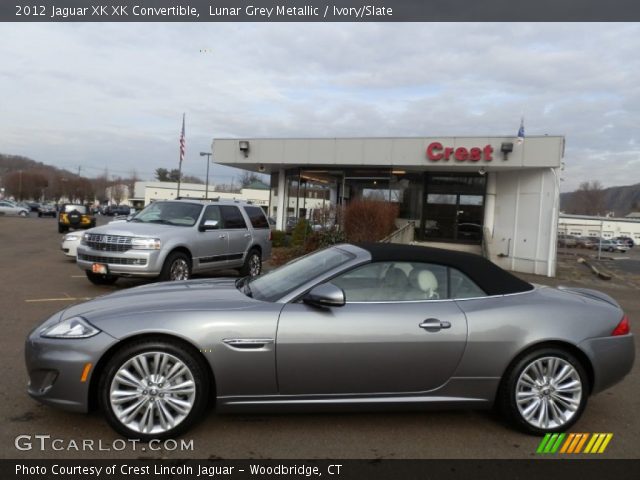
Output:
top-left (560, 183), bottom-right (640, 217)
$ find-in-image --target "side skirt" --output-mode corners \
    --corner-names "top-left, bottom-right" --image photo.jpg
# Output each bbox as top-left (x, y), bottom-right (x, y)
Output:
top-left (216, 377), bottom-right (500, 413)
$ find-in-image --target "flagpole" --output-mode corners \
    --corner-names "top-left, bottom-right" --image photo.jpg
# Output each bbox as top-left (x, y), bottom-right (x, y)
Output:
top-left (177, 113), bottom-right (185, 197)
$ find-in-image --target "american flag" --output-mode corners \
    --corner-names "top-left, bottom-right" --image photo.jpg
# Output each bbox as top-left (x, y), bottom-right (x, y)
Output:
top-left (179, 113), bottom-right (186, 163)
top-left (517, 117), bottom-right (525, 144)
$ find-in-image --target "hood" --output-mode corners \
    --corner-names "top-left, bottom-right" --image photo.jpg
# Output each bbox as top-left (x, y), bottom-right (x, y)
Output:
top-left (61, 278), bottom-right (259, 323)
top-left (86, 221), bottom-right (191, 238)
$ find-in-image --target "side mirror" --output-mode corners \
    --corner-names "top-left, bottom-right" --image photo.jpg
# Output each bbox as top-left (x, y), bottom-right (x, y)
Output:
top-left (199, 219), bottom-right (219, 231)
top-left (302, 282), bottom-right (345, 308)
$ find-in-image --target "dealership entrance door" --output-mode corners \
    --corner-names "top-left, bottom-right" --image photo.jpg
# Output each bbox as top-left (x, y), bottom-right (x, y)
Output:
top-left (421, 174), bottom-right (486, 243)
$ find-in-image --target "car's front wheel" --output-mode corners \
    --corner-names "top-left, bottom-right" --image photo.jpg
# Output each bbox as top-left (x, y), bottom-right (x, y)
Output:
top-left (160, 251), bottom-right (191, 281)
top-left (19, 210), bottom-right (27, 217)
top-left (239, 248), bottom-right (262, 277)
top-left (499, 347), bottom-right (589, 434)
top-left (86, 271), bottom-right (118, 285)
top-left (99, 339), bottom-right (210, 440)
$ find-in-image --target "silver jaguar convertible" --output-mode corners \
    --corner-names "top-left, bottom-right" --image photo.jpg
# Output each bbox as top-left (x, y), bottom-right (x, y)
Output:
top-left (25, 243), bottom-right (634, 439)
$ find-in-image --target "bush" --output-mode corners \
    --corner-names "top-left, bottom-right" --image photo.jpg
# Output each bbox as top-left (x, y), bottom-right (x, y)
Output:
top-left (291, 219), bottom-right (312, 246)
top-left (271, 229), bottom-right (288, 248)
top-left (343, 199), bottom-right (399, 243)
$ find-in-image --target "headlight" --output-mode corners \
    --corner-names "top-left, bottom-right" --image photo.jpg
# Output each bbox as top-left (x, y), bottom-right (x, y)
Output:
top-left (64, 234), bottom-right (80, 241)
top-left (131, 237), bottom-right (161, 250)
top-left (40, 316), bottom-right (100, 339)
top-left (81, 233), bottom-right (89, 245)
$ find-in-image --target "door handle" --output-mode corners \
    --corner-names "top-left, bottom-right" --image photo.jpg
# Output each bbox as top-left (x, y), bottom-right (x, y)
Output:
top-left (243, 233), bottom-right (251, 238)
top-left (419, 318), bottom-right (451, 332)
top-left (219, 234), bottom-right (226, 239)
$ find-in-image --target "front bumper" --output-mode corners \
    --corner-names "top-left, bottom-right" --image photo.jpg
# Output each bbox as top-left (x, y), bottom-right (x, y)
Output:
top-left (76, 246), bottom-right (164, 277)
top-left (25, 329), bottom-right (118, 412)
top-left (579, 334), bottom-right (635, 394)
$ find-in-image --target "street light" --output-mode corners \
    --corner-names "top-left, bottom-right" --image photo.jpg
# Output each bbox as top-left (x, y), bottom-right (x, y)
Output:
top-left (200, 151), bottom-right (213, 199)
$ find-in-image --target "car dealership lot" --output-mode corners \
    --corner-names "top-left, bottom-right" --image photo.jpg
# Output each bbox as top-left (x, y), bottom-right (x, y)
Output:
top-left (2, 216), bottom-right (639, 459)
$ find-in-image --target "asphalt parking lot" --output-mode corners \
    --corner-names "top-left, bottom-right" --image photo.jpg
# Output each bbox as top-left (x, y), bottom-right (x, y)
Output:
top-left (1, 215), bottom-right (639, 459)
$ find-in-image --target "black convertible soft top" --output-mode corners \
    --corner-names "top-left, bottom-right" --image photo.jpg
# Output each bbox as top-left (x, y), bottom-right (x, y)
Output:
top-left (356, 243), bottom-right (534, 296)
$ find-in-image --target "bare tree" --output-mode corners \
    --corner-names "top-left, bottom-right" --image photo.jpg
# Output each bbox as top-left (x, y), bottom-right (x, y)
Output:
top-left (125, 169), bottom-right (140, 199)
top-left (567, 180), bottom-right (606, 216)
top-left (238, 171), bottom-right (261, 188)
top-left (182, 175), bottom-right (204, 184)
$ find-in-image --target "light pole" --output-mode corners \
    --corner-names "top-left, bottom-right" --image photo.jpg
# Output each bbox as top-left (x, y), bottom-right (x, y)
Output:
top-left (200, 151), bottom-right (212, 198)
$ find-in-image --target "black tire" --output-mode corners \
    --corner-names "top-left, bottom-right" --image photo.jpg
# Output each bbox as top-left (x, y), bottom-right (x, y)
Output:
top-left (86, 271), bottom-right (118, 285)
top-left (239, 248), bottom-right (262, 277)
top-left (98, 338), bottom-right (210, 441)
top-left (498, 347), bottom-right (589, 435)
top-left (19, 210), bottom-right (28, 217)
top-left (159, 251), bottom-right (191, 281)
top-left (58, 224), bottom-right (68, 233)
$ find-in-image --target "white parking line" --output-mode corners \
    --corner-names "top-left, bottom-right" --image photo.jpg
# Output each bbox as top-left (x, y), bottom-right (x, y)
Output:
top-left (25, 297), bottom-right (92, 303)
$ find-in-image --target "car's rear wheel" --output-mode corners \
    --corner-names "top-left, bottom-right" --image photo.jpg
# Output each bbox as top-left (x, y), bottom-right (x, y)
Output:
top-left (99, 339), bottom-right (209, 440)
top-left (19, 210), bottom-right (27, 217)
top-left (499, 347), bottom-right (589, 434)
top-left (239, 248), bottom-right (262, 277)
top-left (86, 271), bottom-right (118, 285)
top-left (160, 252), bottom-right (191, 281)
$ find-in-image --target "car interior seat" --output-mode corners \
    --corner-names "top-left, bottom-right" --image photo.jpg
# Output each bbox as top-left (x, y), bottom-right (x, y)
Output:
top-left (381, 267), bottom-right (409, 300)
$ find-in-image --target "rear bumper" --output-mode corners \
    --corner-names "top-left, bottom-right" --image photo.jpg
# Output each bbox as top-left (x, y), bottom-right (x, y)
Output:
top-left (579, 334), bottom-right (635, 394)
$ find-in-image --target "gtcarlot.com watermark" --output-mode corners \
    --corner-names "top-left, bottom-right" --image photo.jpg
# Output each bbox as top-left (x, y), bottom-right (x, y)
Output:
top-left (14, 434), bottom-right (194, 452)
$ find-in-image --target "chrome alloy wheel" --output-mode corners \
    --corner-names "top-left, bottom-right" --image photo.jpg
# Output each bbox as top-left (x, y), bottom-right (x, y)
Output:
top-left (109, 352), bottom-right (196, 435)
top-left (169, 258), bottom-right (190, 280)
top-left (248, 253), bottom-right (261, 277)
top-left (515, 356), bottom-right (583, 430)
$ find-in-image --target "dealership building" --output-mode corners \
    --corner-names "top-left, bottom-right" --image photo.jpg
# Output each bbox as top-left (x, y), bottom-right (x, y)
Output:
top-left (213, 136), bottom-right (565, 276)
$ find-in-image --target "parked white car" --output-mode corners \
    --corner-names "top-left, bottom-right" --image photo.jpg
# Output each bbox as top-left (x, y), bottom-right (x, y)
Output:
top-left (61, 232), bottom-right (83, 258)
top-left (0, 200), bottom-right (29, 217)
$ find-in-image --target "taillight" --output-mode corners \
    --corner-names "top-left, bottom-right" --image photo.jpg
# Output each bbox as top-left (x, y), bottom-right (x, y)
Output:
top-left (612, 315), bottom-right (630, 336)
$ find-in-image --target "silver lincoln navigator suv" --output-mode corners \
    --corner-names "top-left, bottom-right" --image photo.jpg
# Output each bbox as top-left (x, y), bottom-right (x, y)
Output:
top-left (76, 199), bottom-right (272, 285)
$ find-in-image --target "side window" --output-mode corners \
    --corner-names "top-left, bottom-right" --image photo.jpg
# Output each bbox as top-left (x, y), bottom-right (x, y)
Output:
top-left (449, 268), bottom-right (486, 299)
top-left (244, 206), bottom-right (269, 229)
top-left (220, 205), bottom-right (248, 229)
top-left (201, 205), bottom-right (221, 228)
top-left (332, 262), bottom-right (448, 302)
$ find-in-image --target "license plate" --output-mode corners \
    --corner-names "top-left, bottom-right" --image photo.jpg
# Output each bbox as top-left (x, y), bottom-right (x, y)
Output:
top-left (92, 263), bottom-right (108, 275)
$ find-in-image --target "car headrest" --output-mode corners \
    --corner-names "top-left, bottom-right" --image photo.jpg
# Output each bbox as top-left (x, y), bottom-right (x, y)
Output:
top-left (409, 269), bottom-right (438, 297)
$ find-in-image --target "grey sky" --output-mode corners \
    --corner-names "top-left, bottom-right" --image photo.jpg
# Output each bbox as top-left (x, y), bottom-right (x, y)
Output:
top-left (1, 22), bottom-right (638, 191)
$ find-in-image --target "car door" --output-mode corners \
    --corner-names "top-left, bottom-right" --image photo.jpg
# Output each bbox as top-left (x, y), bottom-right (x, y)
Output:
top-left (220, 205), bottom-right (252, 266)
top-left (192, 205), bottom-right (229, 271)
top-left (276, 261), bottom-right (468, 395)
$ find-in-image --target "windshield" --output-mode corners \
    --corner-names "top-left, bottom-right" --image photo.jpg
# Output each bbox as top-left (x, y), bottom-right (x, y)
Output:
top-left (242, 246), bottom-right (355, 302)
top-left (131, 201), bottom-right (203, 227)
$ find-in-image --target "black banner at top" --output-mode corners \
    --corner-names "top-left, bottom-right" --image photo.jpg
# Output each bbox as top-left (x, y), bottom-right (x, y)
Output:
top-left (3, 0), bottom-right (640, 22)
